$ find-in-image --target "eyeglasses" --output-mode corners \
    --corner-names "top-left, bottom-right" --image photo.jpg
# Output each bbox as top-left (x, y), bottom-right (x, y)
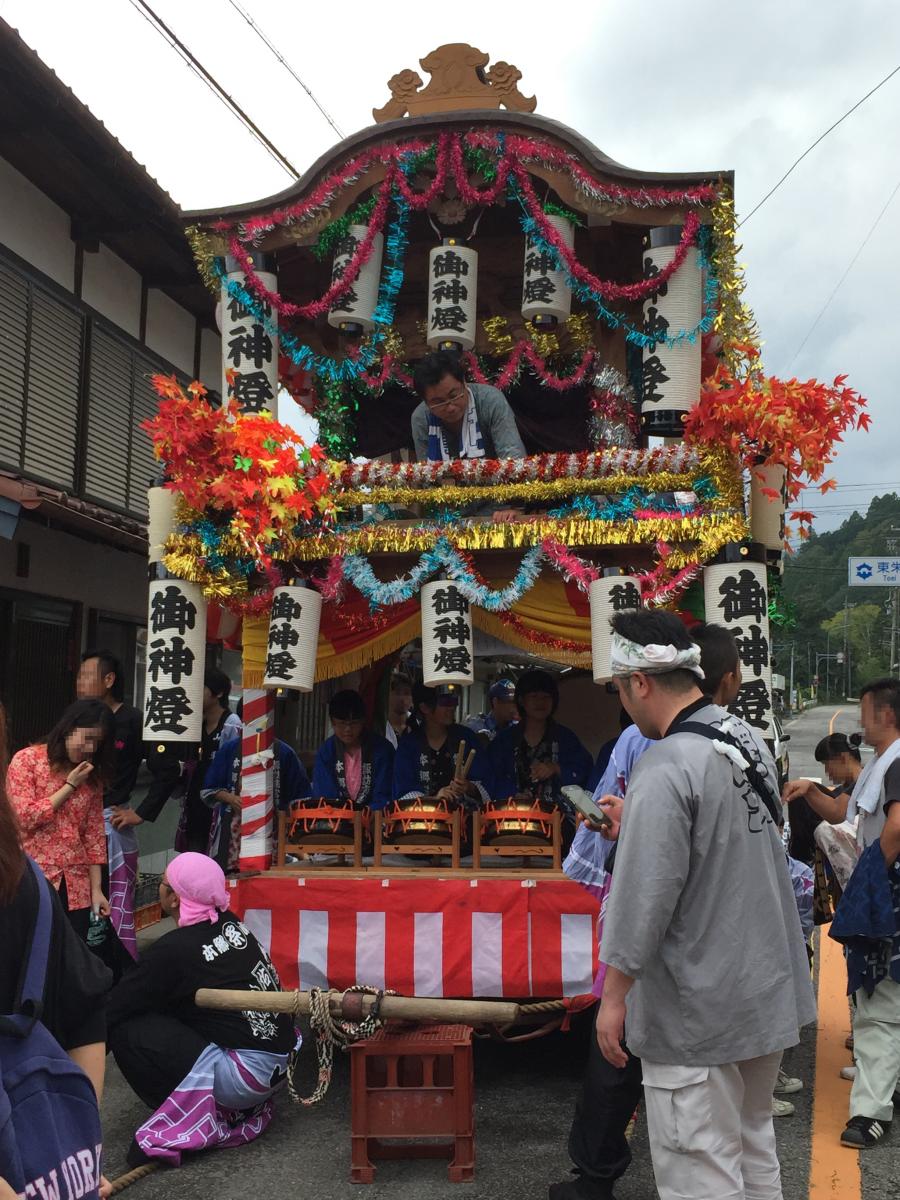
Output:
top-left (426, 387), bottom-right (466, 413)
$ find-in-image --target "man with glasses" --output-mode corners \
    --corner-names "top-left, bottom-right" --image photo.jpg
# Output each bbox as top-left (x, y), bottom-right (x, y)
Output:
top-left (410, 349), bottom-right (526, 464)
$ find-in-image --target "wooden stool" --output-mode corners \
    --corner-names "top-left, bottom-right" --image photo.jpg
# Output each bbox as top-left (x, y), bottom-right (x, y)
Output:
top-left (349, 1024), bottom-right (474, 1183)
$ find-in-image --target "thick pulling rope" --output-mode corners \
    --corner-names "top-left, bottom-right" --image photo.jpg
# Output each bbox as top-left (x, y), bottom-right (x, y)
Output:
top-left (105, 1162), bottom-right (161, 1194)
top-left (288, 984), bottom-right (393, 1106)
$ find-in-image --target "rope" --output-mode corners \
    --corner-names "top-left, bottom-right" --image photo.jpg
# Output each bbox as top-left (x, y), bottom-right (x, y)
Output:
top-left (517, 999), bottom-right (569, 1014)
top-left (106, 1163), bottom-right (161, 1194)
top-left (287, 985), bottom-right (393, 1106)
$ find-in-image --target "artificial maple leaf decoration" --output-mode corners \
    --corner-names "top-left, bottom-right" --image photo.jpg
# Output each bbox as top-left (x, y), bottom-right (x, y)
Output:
top-left (141, 376), bottom-right (336, 568)
top-left (683, 351), bottom-right (868, 509)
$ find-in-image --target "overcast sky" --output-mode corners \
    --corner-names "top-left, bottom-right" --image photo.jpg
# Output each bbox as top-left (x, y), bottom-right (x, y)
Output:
top-left (2, 0), bottom-right (898, 532)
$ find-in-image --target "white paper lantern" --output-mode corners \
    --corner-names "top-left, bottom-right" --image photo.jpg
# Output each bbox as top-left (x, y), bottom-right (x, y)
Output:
top-left (703, 560), bottom-right (773, 734)
top-left (589, 575), bottom-right (643, 684)
top-left (521, 214), bottom-right (574, 325)
top-left (421, 580), bottom-right (474, 687)
top-left (327, 224), bottom-right (384, 334)
top-left (750, 464), bottom-right (787, 553)
top-left (263, 586), bottom-right (322, 693)
top-left (144, 580), bottom-right (208, 742)
top-left (641, 234), bottom-right (701, 429)
top-left (147, 486), bottom-right (176, 565)
top-left (220, 268), bottom-right (279, 417)
top-left (426, 242), bottom-right (478, 351)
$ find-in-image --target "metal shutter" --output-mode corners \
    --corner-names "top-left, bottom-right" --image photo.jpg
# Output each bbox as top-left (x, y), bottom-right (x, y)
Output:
top-left (0, 262), bottom-right (28, 469)
top-left (129, 358), bottom-right (162, 517)
top-left (85, 326), bottom-right (132, 509)
top-left (22, 287), bottom-right (84, 488)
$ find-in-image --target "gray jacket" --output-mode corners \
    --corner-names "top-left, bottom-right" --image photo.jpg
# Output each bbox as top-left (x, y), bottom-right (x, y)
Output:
top-left (601, 702), bottom-right (817, 1066)
top-left (411, 383), bottom-right (526, 461)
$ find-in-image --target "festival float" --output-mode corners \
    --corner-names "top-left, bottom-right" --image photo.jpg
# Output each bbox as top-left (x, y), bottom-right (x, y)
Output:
top-left (143, 44), bottom-right (867, 1009)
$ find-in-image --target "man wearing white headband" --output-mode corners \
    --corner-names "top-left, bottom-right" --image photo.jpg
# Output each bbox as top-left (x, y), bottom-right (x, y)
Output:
top-left (596, 609), bottom-right (815, 1200)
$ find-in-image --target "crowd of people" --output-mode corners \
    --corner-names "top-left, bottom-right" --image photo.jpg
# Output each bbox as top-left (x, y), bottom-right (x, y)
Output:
top-left (3, 605), bottom-right (900, 1197)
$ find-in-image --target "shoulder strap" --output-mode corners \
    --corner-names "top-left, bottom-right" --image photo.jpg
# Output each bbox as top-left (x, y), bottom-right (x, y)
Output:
top-left (20, 858), bottom-right (52, 1014)
top-left (675, 721), bottom-right (781, 826)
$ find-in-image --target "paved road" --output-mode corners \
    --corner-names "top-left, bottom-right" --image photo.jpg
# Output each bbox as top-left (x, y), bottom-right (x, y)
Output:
top-left (99, 704), bottom-right (896, 1200)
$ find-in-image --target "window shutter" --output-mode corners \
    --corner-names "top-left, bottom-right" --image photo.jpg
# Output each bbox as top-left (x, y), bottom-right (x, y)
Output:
top-left (85, 327), bottom-right (132, 510)
top-left (22, 287), bottom-right (84, 489)
top-left (0, 261), bottom-right (28, 469)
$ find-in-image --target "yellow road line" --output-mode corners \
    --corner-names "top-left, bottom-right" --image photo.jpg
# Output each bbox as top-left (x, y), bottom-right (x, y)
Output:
top-left (809, 928), bottom-right (861, 1197)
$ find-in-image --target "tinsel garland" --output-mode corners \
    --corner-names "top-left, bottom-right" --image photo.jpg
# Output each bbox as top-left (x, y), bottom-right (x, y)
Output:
top-left (284, 511), bottom-right (750, 560)
top-left (708, 186), bottom-right (760, 375)
top-left (514, 165), bottom-right (703, 304)
top-left (315, 377), bottom-right (358, 459)
top-left (511, 173), bottom-right (719, 349)
top-left (547, 487), bottom-right (713, 523)
top-left (217, 189), bottom-right (411, 382)
top-left (332, 445), bottom-right (703, 489)
top-left (335, 471), bottom-right (717, 510)
top-left (311, 195), bottom-right (378, 260)
top-left (207, 131), bottom-right (716, 249)
top-left (543, 199), bottom-right (583, 227)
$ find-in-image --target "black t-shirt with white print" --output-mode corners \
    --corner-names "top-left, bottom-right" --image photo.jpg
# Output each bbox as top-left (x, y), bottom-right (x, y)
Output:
top-left (107, 910), bottom-right (294, 1053)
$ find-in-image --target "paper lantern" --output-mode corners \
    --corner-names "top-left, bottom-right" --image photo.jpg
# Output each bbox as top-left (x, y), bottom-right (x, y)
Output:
top-left (750, 464), bottom-right (787, 554)
top-left (263, 586), bottom-right (322, 693)
top-left (327, 224), bottom-right (384, 334)
top-left (426, 241), bottom-right (478, 352)
top-left (641, 227), bottom-right (702, 437)
top-left (703, 560), bottom-right (773, 734)
top-left (421, 580), bottom-right (474, 687)
top-left (220, 265), bottom-right (279, 417)
top-left (147, 486), bottom-right (176, 565)
top-left (589, 574), bottom-right (643, 684)
top-left (521, 215), bottom-right (574, 325)
top-left (144, 580), bottom-right (208, 742)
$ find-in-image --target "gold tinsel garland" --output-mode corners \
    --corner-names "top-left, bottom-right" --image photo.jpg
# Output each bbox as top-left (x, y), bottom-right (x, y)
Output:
top-left (185, 226), bottom-right (226, 294)
top-left (336, 449), bottom-right (742, 511)
top-left (709, 185), bottom-right (760, 375)
top-left (281, 512), bottom-right (750, 561)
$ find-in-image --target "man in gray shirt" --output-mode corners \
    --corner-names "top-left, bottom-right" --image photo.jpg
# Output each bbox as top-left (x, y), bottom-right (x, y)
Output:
top-left (410, 349), bottom-right (526, 463)
top-left (596, 609), bottom-right (815, 1200)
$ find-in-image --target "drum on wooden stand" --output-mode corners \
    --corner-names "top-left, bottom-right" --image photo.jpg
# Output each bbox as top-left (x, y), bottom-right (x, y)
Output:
top-left (383, 796), bottom-right (454, 844)
top-left (481, 797), bottom-right (555, 845)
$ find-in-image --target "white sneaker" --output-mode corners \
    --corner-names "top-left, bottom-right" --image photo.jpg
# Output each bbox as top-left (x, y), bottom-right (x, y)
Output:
top-left (775, 1069), bottom-right (803, 1094)
top-left (840, 1066), bottom-right (857, 1081)
top-left (772, 1097), bottom-right (795, 1117)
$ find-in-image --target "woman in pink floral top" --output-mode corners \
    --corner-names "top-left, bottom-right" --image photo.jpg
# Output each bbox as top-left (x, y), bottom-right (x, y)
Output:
top-left (7, 699), bottom-right (115, 939)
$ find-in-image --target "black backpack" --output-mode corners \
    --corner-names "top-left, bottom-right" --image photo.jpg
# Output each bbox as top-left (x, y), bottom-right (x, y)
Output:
top-left (0, 859), bottom-right (103, 1197)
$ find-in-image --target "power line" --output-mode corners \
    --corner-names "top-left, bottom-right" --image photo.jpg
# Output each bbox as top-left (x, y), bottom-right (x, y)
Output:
top-left (224, 0), bottom-right (343, 139)
top-left (739, 62), bottom-right (900, 227)
top-left (787, 175), bottom-right (900, 369)
top-left (124, 0), bottom-right (299, 178)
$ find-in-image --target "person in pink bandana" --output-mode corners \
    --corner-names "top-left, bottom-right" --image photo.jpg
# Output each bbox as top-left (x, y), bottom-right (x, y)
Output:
top-left (107, 853), bottom-right (297, 1168)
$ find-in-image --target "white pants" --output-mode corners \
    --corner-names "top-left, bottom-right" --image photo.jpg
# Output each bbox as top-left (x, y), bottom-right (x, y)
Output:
top-left (641, 1051), bottom-right (783, 1200)
top-left (851, 977), bottom-right (900, 1122)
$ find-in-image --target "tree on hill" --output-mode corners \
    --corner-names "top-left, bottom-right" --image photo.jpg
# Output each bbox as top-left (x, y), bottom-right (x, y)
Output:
top-left (779, 494), bottom-right (900, 699)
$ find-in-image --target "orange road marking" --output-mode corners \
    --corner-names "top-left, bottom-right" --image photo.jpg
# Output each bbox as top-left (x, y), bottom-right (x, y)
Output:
top-left (829, 710), bottom-right (844, 734)
top-left (809, 928), bottom-right (861, 1197)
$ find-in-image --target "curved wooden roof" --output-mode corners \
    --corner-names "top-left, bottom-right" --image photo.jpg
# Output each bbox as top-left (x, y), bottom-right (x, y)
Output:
top-left (182, 109), bottom-right (731, 229)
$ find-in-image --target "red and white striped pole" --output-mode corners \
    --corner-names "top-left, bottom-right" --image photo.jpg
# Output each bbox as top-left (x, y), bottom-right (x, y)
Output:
top-left (239, 686), bottom-right (275, 871)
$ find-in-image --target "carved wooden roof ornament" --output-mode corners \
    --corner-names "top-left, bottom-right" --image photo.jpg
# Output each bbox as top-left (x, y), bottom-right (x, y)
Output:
top-left (373, 43), bottom-right (537, 122)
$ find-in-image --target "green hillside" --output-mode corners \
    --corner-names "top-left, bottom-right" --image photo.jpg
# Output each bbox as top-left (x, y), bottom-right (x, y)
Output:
top-left (780, 494), bottom-right (900, 699)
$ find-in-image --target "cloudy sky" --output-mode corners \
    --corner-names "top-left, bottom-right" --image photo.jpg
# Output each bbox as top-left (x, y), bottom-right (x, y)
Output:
top-left (2, 0), bottom-right (898, 531)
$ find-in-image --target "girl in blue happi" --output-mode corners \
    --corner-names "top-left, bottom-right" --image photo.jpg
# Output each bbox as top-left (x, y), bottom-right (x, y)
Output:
top-left (393, 683), bottom-right (491, 806)
top-left (202, 737), bottom-right (310, 872)
top-left (312, 690), bottom-right (395, 811)
top-left (489, 670), bottom-right (591, 806)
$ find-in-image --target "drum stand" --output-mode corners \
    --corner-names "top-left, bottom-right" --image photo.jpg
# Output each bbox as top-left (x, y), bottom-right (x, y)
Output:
top-left (276, 808), bottom-right (365, 869)
top-left (373, 807), bottom-right (462, 870)
top-left (471, 808), bottom-right (562, 871)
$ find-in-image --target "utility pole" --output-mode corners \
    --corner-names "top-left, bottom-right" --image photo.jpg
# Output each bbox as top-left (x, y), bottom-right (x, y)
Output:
top-left (888, 529), bottom-right (900, 676)
top-left (843, 594), bottom-right (850, 698)
top-left (789, 643), bottom-right (795, 712)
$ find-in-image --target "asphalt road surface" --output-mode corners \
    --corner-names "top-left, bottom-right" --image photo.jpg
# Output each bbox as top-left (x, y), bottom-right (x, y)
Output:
top-left (99, 703), bottom-right (897, 1200)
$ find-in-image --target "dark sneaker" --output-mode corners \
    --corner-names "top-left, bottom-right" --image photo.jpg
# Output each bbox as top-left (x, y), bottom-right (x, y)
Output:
top-left (840, 1116), bottom-right (891, 1148)
top-left (548, 1176), bottom-right (616, 1200)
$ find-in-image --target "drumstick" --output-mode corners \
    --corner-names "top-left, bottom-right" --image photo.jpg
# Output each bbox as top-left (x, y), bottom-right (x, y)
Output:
top-left (459, 748), bottom-right (476, 781)
top-left (454, 740), bottom-right (466, 777)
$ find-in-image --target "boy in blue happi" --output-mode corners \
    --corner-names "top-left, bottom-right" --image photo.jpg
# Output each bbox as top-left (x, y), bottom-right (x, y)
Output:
top-left (202, 736), bottom-right (310, 872)
top-left (393, 683), bottom-right (491, 807)
top-left (312, 690), bottom-right (394, 811)
top-left (489, 670), bottom-right (591, 806)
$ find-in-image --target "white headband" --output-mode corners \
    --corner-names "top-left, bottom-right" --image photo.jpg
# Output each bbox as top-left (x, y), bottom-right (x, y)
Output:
top-left (610, 632), bottom-right (705, 680)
